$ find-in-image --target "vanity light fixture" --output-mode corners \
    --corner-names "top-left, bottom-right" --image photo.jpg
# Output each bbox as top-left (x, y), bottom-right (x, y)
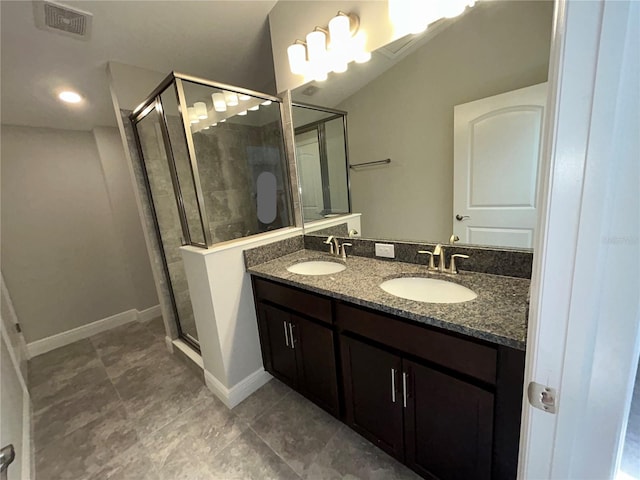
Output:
top-left (194, 102), bottom-right (208, 119)
top-left (58, 90), bottom-right (82, 103)
top-left (238, 94), bottom-right (251, 101)
top-left (220, 119), bottom-right (226, 123)
top-left (238, 110), bottom-right (247, 116)
top-left (224, 91), bottom-right (239, 106)
top-left (212, 93), bottom-right (227, 112)
top-left (287, 11), bottom-right (370, 80)
top-left (388, 0), bottom-right (476, 37)
top-left (248, 105), bottom-right (260, 111)
top-left (261, 100), bottom-right (272, 106)
top-left (187, 107), bottom-right (199, 124)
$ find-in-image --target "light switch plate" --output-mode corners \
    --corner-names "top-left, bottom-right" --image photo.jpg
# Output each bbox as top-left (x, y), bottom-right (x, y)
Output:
top-left (375, 243), bottom-right (395, 258)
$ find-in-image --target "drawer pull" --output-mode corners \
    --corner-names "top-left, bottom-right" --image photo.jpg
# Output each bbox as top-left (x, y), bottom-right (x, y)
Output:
top-left (391, 368), bottom-right (397, 403)
top-left (289, 322), bottom-right (295, 349)
top-left (283, 321), bottom-right (289, 347)
top-left (402, 371), bottom-right (408, 408)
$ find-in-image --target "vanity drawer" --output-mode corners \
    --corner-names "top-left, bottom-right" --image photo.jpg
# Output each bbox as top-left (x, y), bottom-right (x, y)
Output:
top-left (336, 302), bottom-right (497, 385)
top-left (253, 277), bottom-right (332, 325)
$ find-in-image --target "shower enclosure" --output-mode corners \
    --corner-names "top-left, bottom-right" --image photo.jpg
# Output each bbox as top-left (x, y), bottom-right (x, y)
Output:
top-left (131, 73), bottom-right (294, 350)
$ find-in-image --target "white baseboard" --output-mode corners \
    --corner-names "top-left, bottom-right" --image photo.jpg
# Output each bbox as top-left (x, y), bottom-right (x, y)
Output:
top-left (172, 338), bottom-right (204, 369)
top-left (27, 309), bottom-right (138, 358)
top-left (26, 304), bottom-right (163, 358)
top-left (138, 304), bottom-right (162, 323)
top-left (204, 368), bottom-right (272, 409)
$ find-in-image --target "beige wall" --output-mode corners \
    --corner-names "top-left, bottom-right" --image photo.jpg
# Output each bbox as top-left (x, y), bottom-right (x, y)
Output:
top-left (1, 125), bottom-right (156, 342)
top-left (336, 1), bottom-right (553, 242)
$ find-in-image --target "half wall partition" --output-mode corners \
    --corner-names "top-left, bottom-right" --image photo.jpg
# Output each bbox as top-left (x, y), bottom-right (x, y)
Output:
top-left (131, 73), bottom-right (294, 349)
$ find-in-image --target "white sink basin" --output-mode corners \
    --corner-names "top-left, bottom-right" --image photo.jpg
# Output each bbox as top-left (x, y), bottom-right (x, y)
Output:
top-left (379, 277), bottom-right (477, 304)
top-left (287, 261), bottom-right (346, 275)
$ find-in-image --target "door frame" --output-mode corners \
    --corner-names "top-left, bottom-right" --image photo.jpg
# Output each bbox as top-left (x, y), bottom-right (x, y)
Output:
top-left (0, 276), bottom-right (32, 479)
top-left (519, 0), bottom-right (639, 478)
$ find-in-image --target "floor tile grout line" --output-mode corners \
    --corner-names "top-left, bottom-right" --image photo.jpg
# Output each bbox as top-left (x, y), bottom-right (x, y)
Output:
top-left (247, 424), bottom-right (304, 479)
top-left (244, 384), bottom-right (294, 425)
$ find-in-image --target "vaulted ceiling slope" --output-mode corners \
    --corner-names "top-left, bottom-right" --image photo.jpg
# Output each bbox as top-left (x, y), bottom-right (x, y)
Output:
top-left (0, 0), bottom-right (278, 131)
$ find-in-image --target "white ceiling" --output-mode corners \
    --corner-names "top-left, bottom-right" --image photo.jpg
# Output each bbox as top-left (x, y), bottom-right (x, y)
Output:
top-left (0, 0), bottom-right (278, 131)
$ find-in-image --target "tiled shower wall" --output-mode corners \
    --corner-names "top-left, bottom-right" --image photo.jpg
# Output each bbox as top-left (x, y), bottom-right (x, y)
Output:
top-left (123, 108), bottom-right (294, 345)
top-left (121, 109), bottom-right (196, 341)
top-left (191, 120), bottom-right (292, 242)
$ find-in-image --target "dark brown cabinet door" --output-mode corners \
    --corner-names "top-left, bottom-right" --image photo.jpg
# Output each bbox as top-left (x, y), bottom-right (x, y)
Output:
top-left (293, 314), bottom-right (340, 416)
top-left (259, 304), bottom-right (297, 386)
top-left (404, 360), bottom-right (494, 480)
top-left (341, 335), bottom-right (404, 460)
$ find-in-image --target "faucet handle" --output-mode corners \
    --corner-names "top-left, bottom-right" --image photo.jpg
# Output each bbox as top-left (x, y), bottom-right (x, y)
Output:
top-left (448, 254), bottom-right (469, 274)
top-left (324, 236), bottom-right (335, 255)
top-left (339, 242), bottom-right (353, 259)
top-left (418, 250), bottom-right (436, 271)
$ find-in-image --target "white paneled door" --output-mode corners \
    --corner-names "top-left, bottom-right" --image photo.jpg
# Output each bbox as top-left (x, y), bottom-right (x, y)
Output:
top-left (453, 83), bottom-right (547, 248)
top-left (0, 276), bottom-right (31, 480)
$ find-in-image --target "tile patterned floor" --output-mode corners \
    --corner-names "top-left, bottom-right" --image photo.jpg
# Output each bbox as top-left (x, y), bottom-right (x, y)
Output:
top-left (30, 318), bottom-right (420, 480)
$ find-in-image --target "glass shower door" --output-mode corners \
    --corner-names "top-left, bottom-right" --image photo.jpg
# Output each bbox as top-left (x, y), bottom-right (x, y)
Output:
top-left (134, 104), bottom-right (199, 348)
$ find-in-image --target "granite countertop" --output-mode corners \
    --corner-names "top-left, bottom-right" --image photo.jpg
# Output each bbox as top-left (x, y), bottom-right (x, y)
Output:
top-left (247, 249), bottom-right (529, 350)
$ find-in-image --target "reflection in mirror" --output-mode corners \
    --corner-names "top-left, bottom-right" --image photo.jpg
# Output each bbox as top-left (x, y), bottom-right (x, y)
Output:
top-left (292, 103), bottom-right (350, 222)
top-left (292, 0), bottom-right (553, 249)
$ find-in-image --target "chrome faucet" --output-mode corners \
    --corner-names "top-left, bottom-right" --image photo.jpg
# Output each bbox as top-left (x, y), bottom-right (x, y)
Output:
top-left (324, 236), bottom-right (339, 255)
top-left (418, 244), bottom-right (469, 274)
top-left (433, 244), bottom-right (446, 272)
top-left (339, 242), bottom-right (352, 260)
top-left (417, 250), bottom-right (437, 271)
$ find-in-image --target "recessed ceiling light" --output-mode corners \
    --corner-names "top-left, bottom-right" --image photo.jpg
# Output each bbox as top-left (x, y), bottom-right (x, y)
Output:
top-left (58, 91), bottom-right (82, 103)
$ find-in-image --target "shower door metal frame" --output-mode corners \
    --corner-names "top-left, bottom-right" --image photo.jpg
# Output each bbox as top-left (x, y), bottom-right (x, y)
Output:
top-left (292, 102), bottom-right (353, 217)
top-left (131, 71), bottom-right (296, 245)
top-left (130, 94), bottom-right (201, 352)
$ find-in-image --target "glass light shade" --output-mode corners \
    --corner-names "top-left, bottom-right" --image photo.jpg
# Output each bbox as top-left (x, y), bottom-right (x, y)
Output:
top-left (187, 107), bottom-right (198, 124)
top-left (328, 15), bottom-right (351, 48)
top-left (220, 119), bottom-right (226, 123)
top-left (249, 105), bottom-right (259, 111)
top-left (238, 110), bottom-right (247, 116)
top-left (287, 43), bottom-right (307, 75)
top-left (306, 30), bottom-right (326, 62)
top-left (238, 94), bottom-right (251, 101)
top-left (203, 125), bottom-right (210, 130)
top-left (261, 100), bottom-right (272, 106)
top-left (389, 0), bottom-right (432, 36)
top-left (352, 32), bottom-right (371, 64)
top-left (354, 50), bottom-right (371, 63)
top-left (224, 91), bottom-right (239, 106)
top-left (194, 102), bottom-right (207, 119)
top-left (332, 59), bottom-right (348, 73)
top-left (439, 0), bottom-right (468, 18)
top-left (212, 93), bottom-right (227, 112)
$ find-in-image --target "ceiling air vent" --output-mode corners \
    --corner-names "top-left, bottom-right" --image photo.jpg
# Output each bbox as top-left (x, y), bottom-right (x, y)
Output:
top-left (33, 1), bottom-right (93, 40)
top-left (301, 85), bottom-right (320, 97)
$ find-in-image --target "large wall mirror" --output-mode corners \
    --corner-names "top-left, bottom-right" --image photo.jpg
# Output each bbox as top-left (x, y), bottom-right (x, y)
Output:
top-left (292, 0), bottom-right (554, 250)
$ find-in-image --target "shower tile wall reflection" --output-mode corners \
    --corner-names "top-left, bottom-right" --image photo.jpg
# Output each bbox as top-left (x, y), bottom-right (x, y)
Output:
top-left (182, 81), bottom-right (293, 243)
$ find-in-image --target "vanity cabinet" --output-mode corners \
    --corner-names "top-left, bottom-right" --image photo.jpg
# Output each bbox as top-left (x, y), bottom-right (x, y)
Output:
top-left (251, 276), bottom-right (525, 480)
top-left (252, 278), bottom-right (339, 416)
top-left (341, 335), bottom-right (494, 480)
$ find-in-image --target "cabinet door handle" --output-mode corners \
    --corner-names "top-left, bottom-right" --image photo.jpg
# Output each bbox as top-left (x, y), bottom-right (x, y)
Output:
top-left (391, 368), bottom-right (397, 403)
top-left (402, 371), bottom-right (408, 408)
top-left (288, 322), bottom-right (295, 349)
top-left (283, 321), bottom-right (289, 347)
